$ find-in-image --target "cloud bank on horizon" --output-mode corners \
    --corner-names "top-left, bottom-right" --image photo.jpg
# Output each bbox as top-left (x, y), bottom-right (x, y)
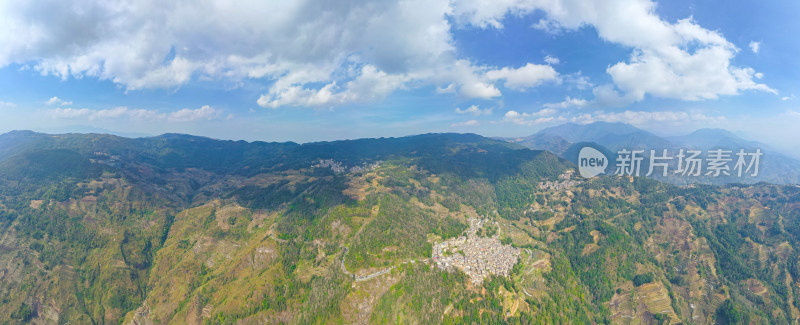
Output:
top-left (0, 0), bottom-right (797, 150)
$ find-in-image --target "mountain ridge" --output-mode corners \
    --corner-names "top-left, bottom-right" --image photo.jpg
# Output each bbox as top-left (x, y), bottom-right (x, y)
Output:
top-left (1, 128), bottom-right (799, 323)
top-left (500, 122), bottom-right (800, 185)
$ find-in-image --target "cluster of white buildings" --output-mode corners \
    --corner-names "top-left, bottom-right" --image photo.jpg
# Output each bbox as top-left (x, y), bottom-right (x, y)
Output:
top-left (539, 170), bottom-right (579, 190)
top-left (432, 217), bottom-right (520, 284)
top-left (315, 159), bottom-right (381, 174)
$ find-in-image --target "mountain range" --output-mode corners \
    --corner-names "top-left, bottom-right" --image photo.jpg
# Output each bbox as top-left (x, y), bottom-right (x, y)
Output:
top-left (1, 130), bottom-right (800, 324)
top-left (500, 122), bottom-right (800, 185)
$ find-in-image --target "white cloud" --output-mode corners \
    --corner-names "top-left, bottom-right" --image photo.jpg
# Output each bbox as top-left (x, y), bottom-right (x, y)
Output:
top-left (455, 105), bottom-right (492, 116)
top-left (257, 65), bottom-right (411, 108)
top-left (46, 96), bottom-right (72, 106)
top-left (436, 83), bottom-right (457, 94)
top-left (543, 96), bottom-right (588, 109)
top-left (451, 119), bottom-right (480, 127)
top-left (167, 105), bottom-right (218, 122)
top-left (431, 59), bottom-right (503, 99)
top-left (544, 55), bottom-right (560, 65)
top-left (602, 17), bottom-right (776, 101)
top-left (125, 57), bottom-right (196, 90)
top-left (563, 72), bottom-right (592, 90)
top-left (486, 63), bottom-right (559, 90)
top-left (503, 108), bottom-right (561, 125)
top-left (0, 0), bottom-right (558, 107)
top-left (452, 0), bottom-right (774, 102)
top-left (782, 95), bottom-right (794, 101)
top-left (258, 82), bottom-right (339, 109)
top-left (342, 65), bottom-right (410, 102)
top-left (0, 0), bottom-right (770, 108)
top-left (0, 101), bottom-right (16, 108)
top-left (47, 105), bottom-right (220, 122)
top-left (749, 41), bottom-right (760, 54)
top-left (592, 84), bottom-right (641, 107)
top-left (450, 0), bottom-right (539, 29)
top-left (531, 18), bottom-right (564, 35)
top-left (460, 81), bottom-right (502, 99)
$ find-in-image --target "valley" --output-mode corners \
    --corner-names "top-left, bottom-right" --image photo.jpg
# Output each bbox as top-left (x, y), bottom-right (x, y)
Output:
top-left (0, 131), bottom-right (799, 324)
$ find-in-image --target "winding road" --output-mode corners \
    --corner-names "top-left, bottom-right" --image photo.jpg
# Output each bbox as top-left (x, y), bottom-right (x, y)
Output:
top-left (340, 246), bottom-right (425, 282)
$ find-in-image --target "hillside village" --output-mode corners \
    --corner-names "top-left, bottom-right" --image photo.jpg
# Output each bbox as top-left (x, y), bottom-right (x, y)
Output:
top-left (433, 217), bottom-right (520, 284)
top-left (315, 159), bottom-right (381, 174)
top-left (538, 169), bottom-right (579, 190)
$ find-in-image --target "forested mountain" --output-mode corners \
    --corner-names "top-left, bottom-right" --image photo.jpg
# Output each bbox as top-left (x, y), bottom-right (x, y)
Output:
top-left (503, 122), bottom-right (800, 185)
top-left (1, 130), bottom-right (800, 324)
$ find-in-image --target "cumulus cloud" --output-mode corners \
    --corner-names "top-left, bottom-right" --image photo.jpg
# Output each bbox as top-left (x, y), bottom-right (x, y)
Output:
top-left (452, 0), bottom-right (774, 102)
top-left (749, 41), bottom-right (760, 54)
top-left (591, 84), bottom-right (641, 108)
top-left (451, 119), bottom-right (480, 127)
top-left (531, 18), bottom-right (565, 35)
top-left (167, 105), bottom-right (218, 122)
top-left (0, 0), bottom-right (556, 107)
top-left (563, 72), bottom-right (593, 90)
top-left (455, 105), bottom-right (492, 116)
top-left (451, 0), bottom-right (545, 29)
top-left (431, 59), bottom-right (504, 99)
top-left (459, 81), bottom-right (502, 99)
top-left (503, 108), bottom-right (562, 125)
top-left (544, 55), bottom-right (560, 65)
top-left (543, 97), bottom-right (588, 109)
top-left (0, 0), bottom-right (771, 109)
top-left (46, 96), bottom-right (72, 106)
top-left (486, 63), bottom-right (559, 90)
top-left (48, 105), bottom-right (220, 122)
top-left (257, 64), bottom-right (413, 108)
top-left (594, 15), bottom-right (773, 101)
top-left (542, 85), bottom-right (635, 110)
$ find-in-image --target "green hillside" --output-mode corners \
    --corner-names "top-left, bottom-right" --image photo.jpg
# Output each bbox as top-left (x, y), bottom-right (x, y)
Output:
top-left (0, 131), bottom-right (799, 324)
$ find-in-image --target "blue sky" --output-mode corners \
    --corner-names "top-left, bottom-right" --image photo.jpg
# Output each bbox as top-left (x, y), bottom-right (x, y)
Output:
top-left (0, 0), bottom-right (799, 153)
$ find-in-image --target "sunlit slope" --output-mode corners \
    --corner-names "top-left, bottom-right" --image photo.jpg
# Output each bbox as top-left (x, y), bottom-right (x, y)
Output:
top-left (0, 131), bottom-right (799, 324)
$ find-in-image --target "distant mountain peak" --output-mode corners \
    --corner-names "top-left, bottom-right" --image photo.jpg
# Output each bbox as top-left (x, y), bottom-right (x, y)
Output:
top-left (685, 128), bottom-right (740, 139)
top-left (3, 130), bottom-right (38, 136)
top-left (535, 122), bottom-right (656, 148)
top-left (151, 133), bottom-right (217, 141)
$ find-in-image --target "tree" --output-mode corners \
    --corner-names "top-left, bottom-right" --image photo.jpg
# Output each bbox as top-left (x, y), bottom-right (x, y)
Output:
top-left (715, 300), bottom-right (748, 325)
top-left (633, 273), bottom-right (653, 287)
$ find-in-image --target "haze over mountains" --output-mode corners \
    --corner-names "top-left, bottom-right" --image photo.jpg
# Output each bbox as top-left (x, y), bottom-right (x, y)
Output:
top-left (501, 122), bottom-right (800, 185)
